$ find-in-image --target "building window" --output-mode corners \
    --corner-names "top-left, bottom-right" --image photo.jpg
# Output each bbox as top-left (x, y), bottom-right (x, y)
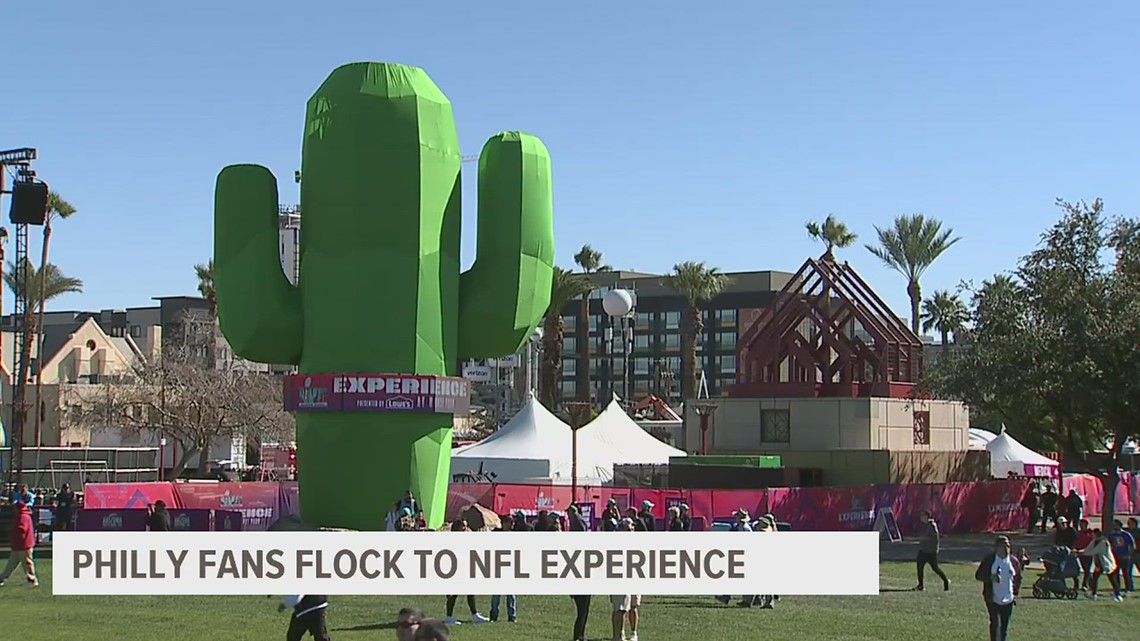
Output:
top-left (663, 311), bottom-right (681, 330)
top-left (720, 308), bottom-right (737, 325)
top-left (664, 333), bottom-right (681, 350)
top-left (634, 334), bottom-right (650, 350)
top-left (634, 312), bottom-right (651, 328)
top-left (716, 354), bottom-right (736, 373)
top-left (563, 336), bottom-right (577, 353)
top-left (913, 410), bottom-right (931, 445)
top-left (760, 409), bottom-right (791, 443)
top-left (129, 325), bottom-right (142, 337)
top-left (562, 359), bottom-right (576, 375)
top-left (716, 331), bottom-right (737, 350)
top-left (634, 358), bottom-right (650, 375)
top-left (563, 315), bottom-right (576, 331)
top-left (559, 381), bottom-right (575, 395)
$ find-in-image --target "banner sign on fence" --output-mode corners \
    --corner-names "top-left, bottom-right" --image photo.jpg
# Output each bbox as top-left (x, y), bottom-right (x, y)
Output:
top-left (75, 509), bottom-right (148, 532)
top-left (283, 374), bottom-right (471, 414)
top-left (52, 531), bottom-right (879, 596)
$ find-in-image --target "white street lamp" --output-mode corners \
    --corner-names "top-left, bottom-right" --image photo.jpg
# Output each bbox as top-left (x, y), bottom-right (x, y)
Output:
top-left (602, 288), bottom-right (636, 412)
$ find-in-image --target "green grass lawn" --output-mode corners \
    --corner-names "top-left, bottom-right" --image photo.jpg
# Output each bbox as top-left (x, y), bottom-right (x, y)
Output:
top-left (1, 560), bottom-right (1135, 640)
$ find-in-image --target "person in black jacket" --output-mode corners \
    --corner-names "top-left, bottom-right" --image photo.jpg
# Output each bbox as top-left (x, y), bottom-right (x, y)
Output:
top-left (667, 506), bottom-right (684, 531)
top-left (146, 501), bottom-right (172, 531)
top-left (636, 500), bottom-right (656, 532)
top-left (1039, 486), bottom-right (1058, 532)
top-left (975, 536), bottom-right (1022, 641)
top-left (279, 594), bottom-right (330, 641)
top-left (678, 503), bottom-right (693, 531)
top-left (599, 499), bottom-right (621, 531)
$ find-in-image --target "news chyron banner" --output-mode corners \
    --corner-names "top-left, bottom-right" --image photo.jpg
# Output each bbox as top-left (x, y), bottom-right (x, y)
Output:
top-left (53, 532), bottom-right (879, 596)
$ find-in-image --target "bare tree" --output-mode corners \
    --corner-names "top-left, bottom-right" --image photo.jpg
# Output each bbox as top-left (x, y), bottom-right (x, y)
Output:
top-left (66, 316), bottom-right (293, 477)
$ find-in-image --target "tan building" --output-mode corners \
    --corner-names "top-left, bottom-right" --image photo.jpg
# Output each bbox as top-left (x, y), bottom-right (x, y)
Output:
top-left (685, 397), bottom-right (970, 453)
top-left (1, 316), bottom-right (145, 447)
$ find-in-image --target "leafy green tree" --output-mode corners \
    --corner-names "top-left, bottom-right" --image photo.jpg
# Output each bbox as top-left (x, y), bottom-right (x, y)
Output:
top-left (920, 290), bottom-right (969, 346)
top-left (539, 267), bottom-right (592, 410)
top-left (926, 199), bottom-right (1139, 528)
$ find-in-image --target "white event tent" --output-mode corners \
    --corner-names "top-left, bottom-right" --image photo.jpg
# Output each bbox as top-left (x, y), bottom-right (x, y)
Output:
top-left (451, 394), bottom-right (611, 485)
top-left (985, 428), bottom-right (1060, 479)
top-left (578, 397), bottom-right (688, 465)
top-left (968, 428), bottom-right (998, 450)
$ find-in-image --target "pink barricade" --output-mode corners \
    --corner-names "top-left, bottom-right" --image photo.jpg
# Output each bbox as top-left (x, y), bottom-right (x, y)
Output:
top-left (83, 474), bottom-right (1134, 534)
top-left (172, 482), bottom-right (282, 531)
top-left (75, 509), bottom-right (148, 531)
top-left (83, 482), bottom-right (180, 510)
top-left (1064, 472), bottom-right (1135, 517)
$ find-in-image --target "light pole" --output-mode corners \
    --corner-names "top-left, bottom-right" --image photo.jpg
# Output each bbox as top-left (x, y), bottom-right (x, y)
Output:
top-left (565, 401), bottom-right (593, 507)
top-left (525, 326), bottom-right (543, 396)
top-left (694, 403), bottom-right (719, 455)
top-left (602, 289), bottom-right (635, 411)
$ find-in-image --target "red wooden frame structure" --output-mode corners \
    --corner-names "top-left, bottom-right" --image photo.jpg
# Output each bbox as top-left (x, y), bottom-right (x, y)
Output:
top-left (730, 255), bottom-right (924, 399)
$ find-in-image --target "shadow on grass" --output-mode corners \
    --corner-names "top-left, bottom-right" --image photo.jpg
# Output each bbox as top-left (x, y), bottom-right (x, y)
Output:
top-left (880, 588), bottom-right (918, 593)
top-left (332, 622), bottom-right (397, 632)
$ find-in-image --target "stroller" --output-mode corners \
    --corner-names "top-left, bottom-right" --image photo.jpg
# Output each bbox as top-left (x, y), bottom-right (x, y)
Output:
top-left (1031, 545), bottom-right (1080, 599)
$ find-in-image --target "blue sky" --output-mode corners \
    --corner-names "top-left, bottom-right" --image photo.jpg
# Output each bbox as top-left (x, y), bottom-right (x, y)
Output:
top-left (5, 2), bottom-right (1139, 325)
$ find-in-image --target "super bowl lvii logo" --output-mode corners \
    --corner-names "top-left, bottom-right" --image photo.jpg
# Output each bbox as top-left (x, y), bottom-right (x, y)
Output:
top-left (298, 377), bottom-right (328, 408)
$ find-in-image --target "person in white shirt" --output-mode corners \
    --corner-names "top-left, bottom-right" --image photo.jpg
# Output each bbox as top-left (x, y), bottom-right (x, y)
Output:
top-left (974, 536), bottom-right (1021, 641)
top-left (279, 595), bottom-right (330, 641)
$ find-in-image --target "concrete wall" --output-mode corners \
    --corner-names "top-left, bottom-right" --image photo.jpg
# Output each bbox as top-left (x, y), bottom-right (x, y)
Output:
top-left (684, 396), bottom-right (970, 454)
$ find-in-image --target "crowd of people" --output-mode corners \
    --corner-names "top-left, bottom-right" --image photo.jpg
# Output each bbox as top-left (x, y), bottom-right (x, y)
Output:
top-left (908, 505), bottom-right (1138, 641)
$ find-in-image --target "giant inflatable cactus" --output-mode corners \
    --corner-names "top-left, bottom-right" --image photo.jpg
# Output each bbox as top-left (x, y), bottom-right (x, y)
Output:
top-left (213, 62), bottom-right (555, 531)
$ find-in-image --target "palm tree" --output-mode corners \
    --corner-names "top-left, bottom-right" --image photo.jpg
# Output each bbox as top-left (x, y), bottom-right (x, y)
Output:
top-left (539, 267), bottom-right (593, 410)
top-left (33, 192), bottom-right (76, 441)
top-left (667, 261), bottom-right (729, 400)
top-left (4, 260), bottom-right (83, 444)
top-left (195, 260), bottom-right (216, 318)
top-left (920, 290), bottom-right (969, 346)
top-left (866, 214), bottom-right (961, 334)
top-left (572, 245), bottom-right (610, 405)
top-left (805, 214), bottom-right (858, 259)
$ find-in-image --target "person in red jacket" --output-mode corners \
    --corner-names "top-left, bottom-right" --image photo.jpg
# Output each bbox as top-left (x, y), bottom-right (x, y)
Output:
top-left (0, 500), bottom-right (39, 587)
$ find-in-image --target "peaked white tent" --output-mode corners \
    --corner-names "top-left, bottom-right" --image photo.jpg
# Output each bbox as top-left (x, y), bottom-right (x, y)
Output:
top-left (451, 394), bottom-right (611, 484)
top-left (579, 397), bottom-right (688, 465)
top-left (985, 429), bottom-right (1060, 479)
top-left (969, 428), bottom-right (998, 450)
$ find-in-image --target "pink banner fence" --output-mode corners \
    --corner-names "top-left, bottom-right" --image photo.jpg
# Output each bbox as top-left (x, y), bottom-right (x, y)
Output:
top-left (84, 472), bottom-right (1137, 533)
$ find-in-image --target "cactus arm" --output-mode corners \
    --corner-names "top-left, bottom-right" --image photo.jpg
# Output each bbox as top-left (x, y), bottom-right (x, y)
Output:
top-left (214, 164), bottom-right (303, 365)
top-left (457, 132), bottom-right (555, 360)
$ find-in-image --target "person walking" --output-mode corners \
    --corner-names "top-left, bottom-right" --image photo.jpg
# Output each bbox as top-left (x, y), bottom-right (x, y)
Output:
top-left (567, 505), bottom-right (588, 532)
top-left (914, 511), bottom-right (951, 591)
top-left (0, 500), bottom-right (38, 587)
top-left (444, 520), bottom-right (489, 624)
top-left (678, 503), bottom-right (693, 531)
top-left (1127, 517), bottom-right (1140, 593)
top-left (1064, 489), bottom-right (1083, 525)
top-left (1106, 519), bottom-right (1135, 594)
top-left (1020, 486), bottom-right (1040, 534)
top-left (666, 506), bottom-right (684, 531)
top-left (278, 595), bottom-right (330, 641)
top-left (146, 501), bottom-right (172, 531)
top-left (1074, 519), bottom-right (1094, 589)
top-left (1079, 528), bottom-right (1123, 601)
top-left (609, 518), bottom-right (642, 641)
top-left (975, 535), bottom-right (1021, 641)
top-left (740, 514), bottom-right (778, 608)
top-left (1039, 486), bottom-right (1058, 532)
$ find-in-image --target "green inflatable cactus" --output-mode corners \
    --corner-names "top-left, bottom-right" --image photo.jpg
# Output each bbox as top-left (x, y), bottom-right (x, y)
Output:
top-left (213, 62), bottom-right (555, 531)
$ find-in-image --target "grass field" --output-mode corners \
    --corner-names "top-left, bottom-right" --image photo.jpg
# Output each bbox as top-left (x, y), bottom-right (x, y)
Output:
top-left (1, 560), bottom-right (1135, 640)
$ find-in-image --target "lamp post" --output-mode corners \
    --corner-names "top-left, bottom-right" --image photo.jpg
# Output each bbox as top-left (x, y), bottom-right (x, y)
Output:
top-left (565, 401), bottom-right (593, 507)
top-left (602, 289), bottom-right (635, 411)
top-left (694, 403), bottom-right (719, 455)
top-left (525, 326), bottom-right (543, 396)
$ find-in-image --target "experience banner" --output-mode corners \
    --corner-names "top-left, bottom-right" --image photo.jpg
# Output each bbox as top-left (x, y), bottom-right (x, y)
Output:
top-left (283, 373), bottom-right (471, 414)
